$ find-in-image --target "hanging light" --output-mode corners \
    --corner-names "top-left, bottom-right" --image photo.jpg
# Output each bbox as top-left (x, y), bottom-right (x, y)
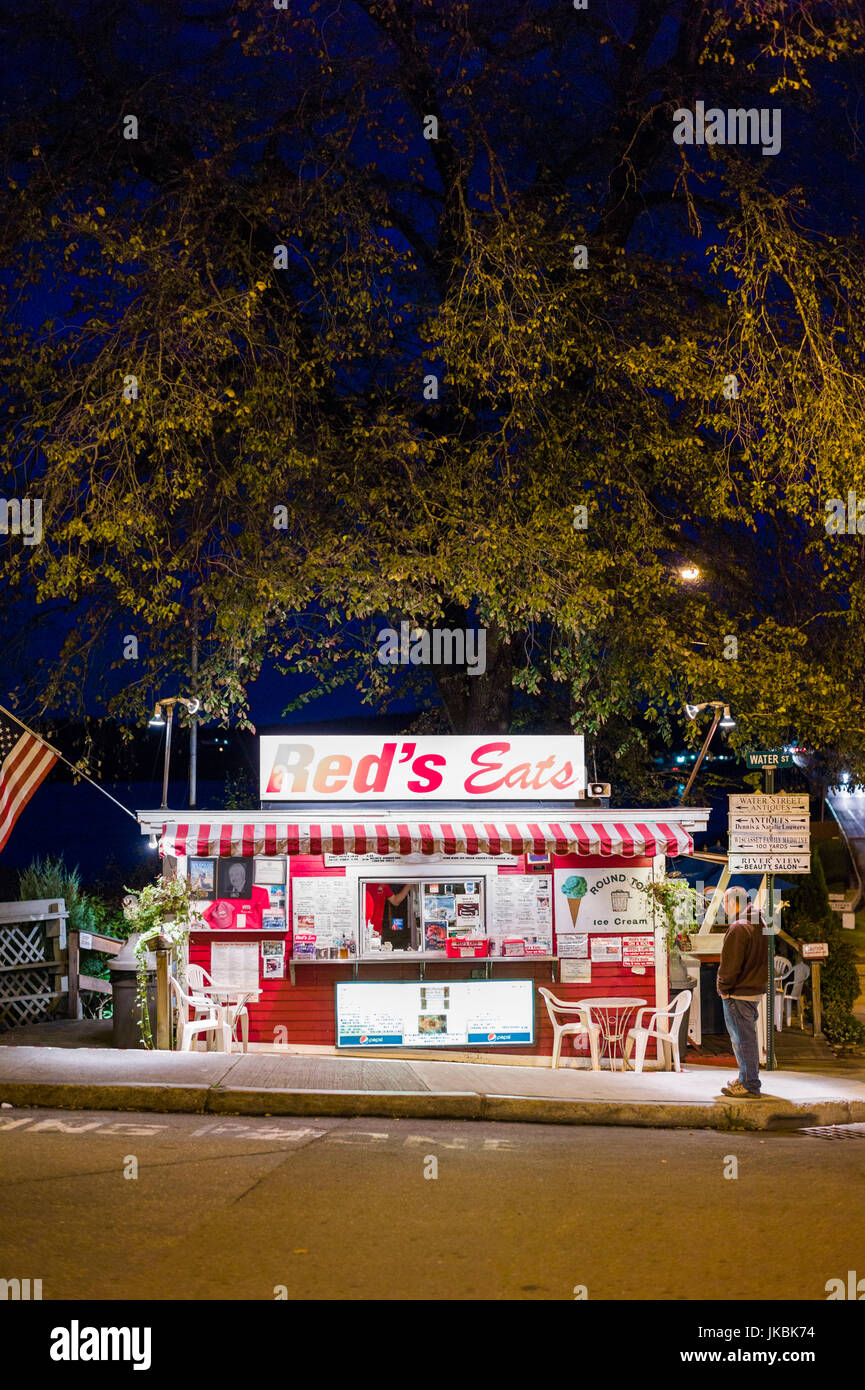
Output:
top-left (148, 703), bottom-right (165, 728)
top-left (719, 706), bottom-right (736, 729)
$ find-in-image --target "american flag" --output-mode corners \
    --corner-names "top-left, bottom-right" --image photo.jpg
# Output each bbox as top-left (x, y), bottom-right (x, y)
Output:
top-left (0, 709), bottom-right (58, 854)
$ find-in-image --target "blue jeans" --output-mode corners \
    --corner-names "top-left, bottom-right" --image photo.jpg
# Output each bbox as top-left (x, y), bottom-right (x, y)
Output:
top-left (722, 997), bottom-right (761, 1093)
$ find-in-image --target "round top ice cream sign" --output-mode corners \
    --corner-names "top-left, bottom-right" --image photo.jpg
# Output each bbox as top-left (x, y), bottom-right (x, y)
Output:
top-left (554, 868), bottom-right (652, 934)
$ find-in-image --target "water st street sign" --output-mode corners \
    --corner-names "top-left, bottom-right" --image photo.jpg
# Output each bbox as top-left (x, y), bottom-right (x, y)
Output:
top-left (744, 751), bottom-right (794, 768)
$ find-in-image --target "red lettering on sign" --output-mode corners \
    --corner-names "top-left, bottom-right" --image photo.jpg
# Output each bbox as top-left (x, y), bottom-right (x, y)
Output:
top-left (407, 754), bottom-right (445, 793)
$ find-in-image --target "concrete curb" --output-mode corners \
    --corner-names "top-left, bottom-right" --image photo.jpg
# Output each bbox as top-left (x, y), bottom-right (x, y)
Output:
top-left (0, 1081), bottom-right (209, 1113)
top-left (208, 1088), bottom-right (484, 1120)
top-left (3, 1078), bottom-right (865, 1130)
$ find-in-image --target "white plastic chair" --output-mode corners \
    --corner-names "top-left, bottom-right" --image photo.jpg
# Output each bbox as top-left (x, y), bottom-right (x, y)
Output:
top-left (186, 962), bottom-right (212, 994)
top-left (224, 996), bottom-right (250, 1053)
top-left (170, 977), bottom-right (231, 1052)
top-left (538, 988), bottom-right (601, 1071)
top-left (184, 963), bottom-right (215, 1017)
top-left (623, 991), bottom-right (692, 1074)
top-left (187, 964), bottom-right (251, 1051)
top-left (772, 956), bottom-right (795, 1030)
top-left (777, 962), bottom-right (810, 1030)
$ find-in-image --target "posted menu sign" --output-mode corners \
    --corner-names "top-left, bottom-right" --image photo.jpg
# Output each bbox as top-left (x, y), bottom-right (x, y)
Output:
top-left (335, 979), bottom-right (534, 1048)
top-left (728, 794), bottom-right (810, 874)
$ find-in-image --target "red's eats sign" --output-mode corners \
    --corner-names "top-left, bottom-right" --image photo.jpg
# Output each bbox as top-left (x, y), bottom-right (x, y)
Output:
top-left (259, 735), bottom-right (585, 801)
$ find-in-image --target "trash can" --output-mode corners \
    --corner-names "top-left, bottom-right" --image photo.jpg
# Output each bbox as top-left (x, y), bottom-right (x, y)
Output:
top-left (107, 934), bottom-right (158, 1048)
top-left (700, 962), bottom-right (727, 1035)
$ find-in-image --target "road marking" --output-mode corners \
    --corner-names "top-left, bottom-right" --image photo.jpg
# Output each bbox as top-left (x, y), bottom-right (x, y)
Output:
top-left (0, 1115), bottom-right (525, 1148)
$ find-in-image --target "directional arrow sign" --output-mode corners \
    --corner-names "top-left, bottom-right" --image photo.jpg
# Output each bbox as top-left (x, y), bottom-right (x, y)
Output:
top-left (728, 852), bottom-right (811, 874)
top-left (729, 794), bottom-right (809, 814)
top-left (728, 794), bottom-right (810, 869)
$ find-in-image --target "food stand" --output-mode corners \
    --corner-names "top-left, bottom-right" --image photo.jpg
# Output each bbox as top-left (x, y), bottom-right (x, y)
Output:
top-left (136, 734), bottom-right (710, 1066)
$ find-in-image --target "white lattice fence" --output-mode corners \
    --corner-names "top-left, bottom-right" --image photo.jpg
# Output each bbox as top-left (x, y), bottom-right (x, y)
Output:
top-left (0, 899), bottom-right (68, 1031)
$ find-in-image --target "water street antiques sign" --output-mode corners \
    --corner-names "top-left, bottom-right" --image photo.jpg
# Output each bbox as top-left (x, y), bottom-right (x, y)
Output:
top-left (728, 793), bottom-right (810, 874)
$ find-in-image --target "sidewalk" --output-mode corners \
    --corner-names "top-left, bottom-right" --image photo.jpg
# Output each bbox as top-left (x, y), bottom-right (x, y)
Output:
top-left (2, 1038), bottom-right (865, 1131)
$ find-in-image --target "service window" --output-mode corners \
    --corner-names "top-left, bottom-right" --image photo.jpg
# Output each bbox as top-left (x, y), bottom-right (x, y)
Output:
top-left (421, 878), bottom-right (485, 950)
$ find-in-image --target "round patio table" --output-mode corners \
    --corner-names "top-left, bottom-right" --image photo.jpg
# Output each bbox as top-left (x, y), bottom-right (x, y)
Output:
top-left (577, 996), bottom-right (647, 1071)
top-left (199, 986), bottom-right (261, 1051)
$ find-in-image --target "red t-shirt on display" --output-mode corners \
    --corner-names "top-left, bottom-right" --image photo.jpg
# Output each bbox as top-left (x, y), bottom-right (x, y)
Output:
top-left (203, 885), bottom-right (270, 930)
top-left (365, 884), bottom-right (399, 934)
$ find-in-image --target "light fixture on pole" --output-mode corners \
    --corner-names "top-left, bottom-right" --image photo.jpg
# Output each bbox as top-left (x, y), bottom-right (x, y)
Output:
top-left (148, 697), bottom-right (200, 811)
top-left (680, 702), bottom-right (735, 804)
top-left (679, 566), bottom-right (701, 582)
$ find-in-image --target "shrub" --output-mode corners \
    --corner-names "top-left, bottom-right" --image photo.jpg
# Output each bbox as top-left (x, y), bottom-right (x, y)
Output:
top-left (822, 1004), bottom-right (865, 1049)
top-left (19, 856), bottom-right (94, 934)
top-left (783, 850), bottom-right (862, 1046)
top-left (18, 856), bottom-right (132, 1017)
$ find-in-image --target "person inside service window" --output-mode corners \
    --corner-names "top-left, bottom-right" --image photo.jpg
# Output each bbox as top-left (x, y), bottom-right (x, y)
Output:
top-left (365, 883), bottom-right (411, 948)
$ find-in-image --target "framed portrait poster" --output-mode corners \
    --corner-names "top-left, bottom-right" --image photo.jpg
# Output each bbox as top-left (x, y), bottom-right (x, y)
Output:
top-left (188, 858), bottom-right (216, 899)
top-left (217, 857), bottom-right (254, 900)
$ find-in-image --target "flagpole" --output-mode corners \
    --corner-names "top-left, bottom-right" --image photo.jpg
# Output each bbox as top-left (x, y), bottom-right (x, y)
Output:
top-left (0, 703), bottom-right (139, 824)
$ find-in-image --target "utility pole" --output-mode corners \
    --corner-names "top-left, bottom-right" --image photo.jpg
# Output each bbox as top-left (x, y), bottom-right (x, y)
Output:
top-left (764, 763), bottom-right (776, 1071)
top-left (189, 597), bottom-right (199, 810)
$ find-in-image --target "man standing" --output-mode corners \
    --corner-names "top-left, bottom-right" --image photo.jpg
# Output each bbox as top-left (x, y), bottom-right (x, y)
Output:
top-left (717, 894), bottom-right (768, 1098)
top-left (364, 883), bottom-right (411, 947)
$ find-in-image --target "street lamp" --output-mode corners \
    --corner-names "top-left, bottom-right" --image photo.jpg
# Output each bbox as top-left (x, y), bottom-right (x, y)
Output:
top-left (679, 566), bottom-right (701, 582)
top-left (148, 697), bottom-right (200, 810)
top-left (680, 701), bottom-right (735, 803)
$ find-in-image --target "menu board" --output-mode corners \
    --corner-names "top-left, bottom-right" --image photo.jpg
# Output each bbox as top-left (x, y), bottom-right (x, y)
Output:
top-left (210, 941), bottom-right (259, 992)
top-left (622, 935), bottom-right (655, 968)
top-left (489, 874), bottom-right (552, 937)
top-left (292, 876), bottom-right (355, 953)
top-left (336, 979), bottom-right (535, 1048)
top-left (557, 933), bottom-right (589, 959)
top-left (590, 936), bottom-right (623, 963)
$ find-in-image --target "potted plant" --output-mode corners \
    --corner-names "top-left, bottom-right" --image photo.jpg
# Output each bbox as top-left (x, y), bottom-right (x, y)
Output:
top-left (640, 875), bottom-right (699, 1052)
top-left (122, 876), bottom-right (203, 1048)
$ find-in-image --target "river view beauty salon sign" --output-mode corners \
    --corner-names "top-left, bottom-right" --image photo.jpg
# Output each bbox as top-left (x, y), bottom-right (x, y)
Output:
top-left (260, 735), bottom-right (586, 802)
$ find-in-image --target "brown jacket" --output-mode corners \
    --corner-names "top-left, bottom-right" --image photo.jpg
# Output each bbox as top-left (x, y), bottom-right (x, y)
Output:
top-left (717, 918), bottom-right (768, 999)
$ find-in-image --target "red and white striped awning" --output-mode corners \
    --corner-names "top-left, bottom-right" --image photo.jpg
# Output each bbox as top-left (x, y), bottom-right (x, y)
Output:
top-left (159, 819), bottom-right (693, 859)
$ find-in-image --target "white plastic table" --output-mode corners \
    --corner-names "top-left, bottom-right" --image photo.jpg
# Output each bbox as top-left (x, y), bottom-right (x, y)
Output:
top-left (199, 986), bottom-right (260, 1051)
top-left (577, 997), bottom-right (647, 1071)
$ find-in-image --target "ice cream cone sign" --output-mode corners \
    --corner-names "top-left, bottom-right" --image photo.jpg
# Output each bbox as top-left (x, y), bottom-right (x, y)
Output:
top-left (562, 875), bottom-right (587, 925)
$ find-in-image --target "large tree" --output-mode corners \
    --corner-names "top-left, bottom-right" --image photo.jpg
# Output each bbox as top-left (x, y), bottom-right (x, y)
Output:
top-left (3, 0), bottom-right (865, 798)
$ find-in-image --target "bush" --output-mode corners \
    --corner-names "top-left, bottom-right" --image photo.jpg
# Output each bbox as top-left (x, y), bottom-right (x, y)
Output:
top-left (816, 839), bottom-right (850, 892)
top-left (783, 850), bottom-right (862, 1046)
top-left (19, 855), bottom-right (130, 940)
top-left (18, 857), bottom-right (132, 1017)
top-left (19, 856), bottom-right (93, 935)
top-left (822, 1004), bottom-right (865, 1049)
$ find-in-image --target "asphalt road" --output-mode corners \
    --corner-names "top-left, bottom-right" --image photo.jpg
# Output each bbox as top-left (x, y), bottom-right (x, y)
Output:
top-left (826, 791), bottom-right (865, 882)
top-left (0, 1108), bottom-right (863, 1301)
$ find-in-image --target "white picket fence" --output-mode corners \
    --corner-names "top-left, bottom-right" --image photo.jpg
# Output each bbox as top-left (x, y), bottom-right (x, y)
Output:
top-left (0, 898), bottom-right (70, 1029)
